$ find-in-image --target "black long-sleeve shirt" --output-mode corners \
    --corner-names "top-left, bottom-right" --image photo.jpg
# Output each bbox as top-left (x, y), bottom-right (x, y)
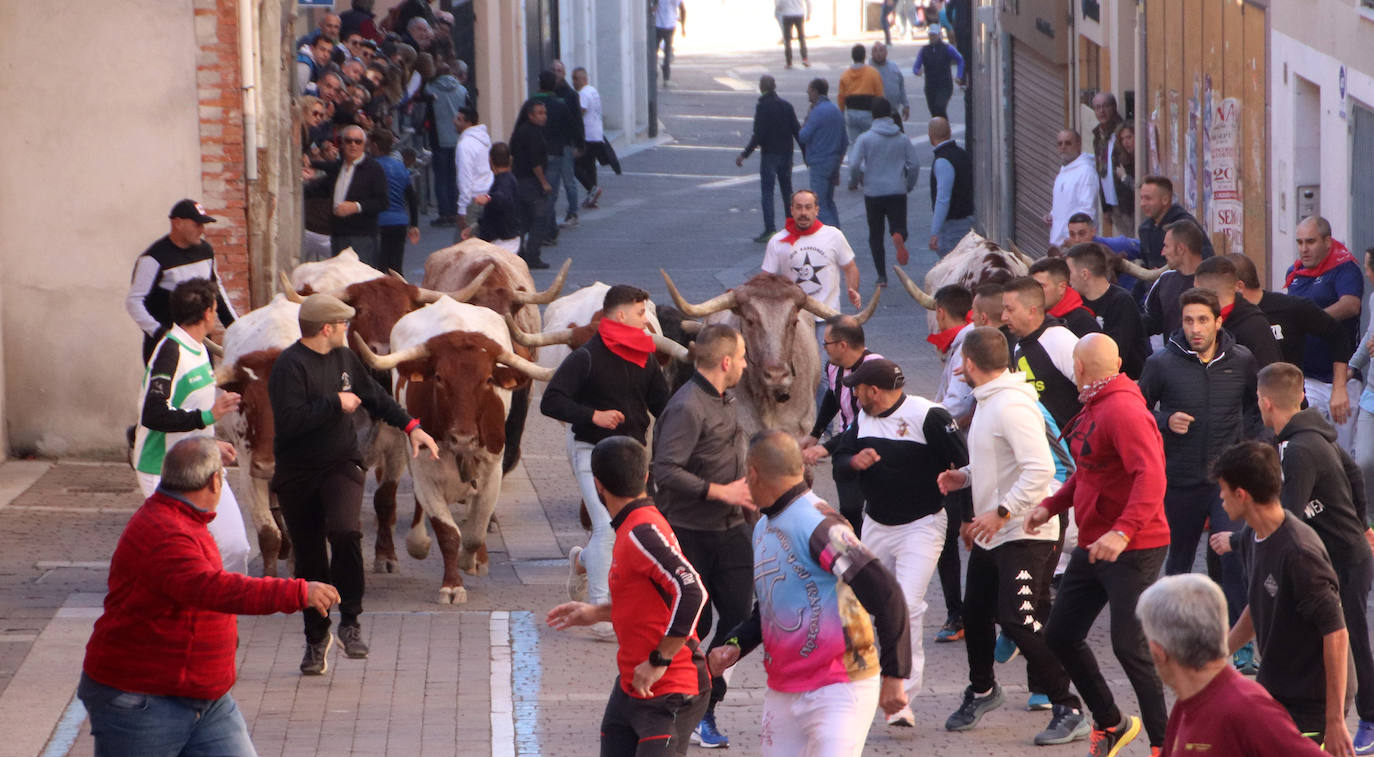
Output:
top-left (741, 91), bottom-right (801, 158)
top-left (268, 341), bottom-right (412, 479)
top-left (1258, 290), bottom-right (1352, 377)
top-left (1276, 408), bottom-right (1371, 566)
top-left (1083, 284), bottom-right (1151, 379)
top-left (541, 334), bottom-right (670, 446)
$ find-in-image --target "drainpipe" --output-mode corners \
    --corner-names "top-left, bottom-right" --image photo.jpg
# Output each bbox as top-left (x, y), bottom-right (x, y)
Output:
top-left (999, 27), bottom-right (1014, 242)
top-left (1134, 0), bottom-right (1145, 230)
top-left (239, 0), bottom-right (259, 181)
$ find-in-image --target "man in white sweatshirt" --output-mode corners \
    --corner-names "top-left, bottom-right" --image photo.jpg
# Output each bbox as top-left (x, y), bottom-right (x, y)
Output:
top-left (454, 105), bottom-right (493, 235)
top-left (935, 326), bottom-right (1090, 747)
top-left (1044, 130), bottom-right (1098, 250)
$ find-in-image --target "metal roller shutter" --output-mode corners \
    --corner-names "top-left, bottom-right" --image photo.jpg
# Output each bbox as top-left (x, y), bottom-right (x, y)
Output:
top-left (1352, 104), bottom-right (1374, 275)
top-left (1011, 40), bottom-right (1068, 257)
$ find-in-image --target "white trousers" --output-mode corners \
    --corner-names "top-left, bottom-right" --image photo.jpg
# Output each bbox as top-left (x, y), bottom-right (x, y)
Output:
top-left (760, 676), bottom-right (880, 757)
top-left (567, 431), bottom-right (614, 604)
top-left (492, 237), bottom-right (521, 254)
top-left (1306, 377), bottom-right (1361, 455)
top-left (137, 472), bottom-right (253, 574)
top-left (861, 511), bottom-right (945, 698)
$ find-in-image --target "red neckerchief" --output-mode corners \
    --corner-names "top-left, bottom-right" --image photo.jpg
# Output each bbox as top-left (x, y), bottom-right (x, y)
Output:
top-left (598, 318), bottom-right (654, 367)
top-left (1219, 302), bottom-right (1234, 323)
top-left (1284, 239), bottom-right (1354, 288)
top-left (1048, 287), bottom-right (1095, 319)
top-left (1077, 375), bottom-right (1117, 404)
top-left (782, 218), bottom-right (824, 245)
top-left (925, 313), bottom-right (972, 354)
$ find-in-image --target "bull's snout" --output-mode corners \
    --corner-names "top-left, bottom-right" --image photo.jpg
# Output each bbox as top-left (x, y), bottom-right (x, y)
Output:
top-left (761, 363), bottom-right (792, 388)
top-left (445, 431), bottom-right (480, 451)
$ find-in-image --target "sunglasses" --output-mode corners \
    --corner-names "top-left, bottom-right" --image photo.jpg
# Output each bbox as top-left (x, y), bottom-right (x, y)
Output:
top-left (342, 137), bottom-right (365, 145)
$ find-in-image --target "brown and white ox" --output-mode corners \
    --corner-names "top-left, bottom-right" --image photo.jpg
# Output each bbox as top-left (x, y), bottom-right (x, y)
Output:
top-left (893, 230), bottom-right (1163, 336)
top-left (214, 294), bottom-right (300, 577)
top-left (352, 297), bottom-right (553, 603)
top-left (422, 240), bottom-right (568, 473)
top-left (661, 271), bottom-right (880, 438)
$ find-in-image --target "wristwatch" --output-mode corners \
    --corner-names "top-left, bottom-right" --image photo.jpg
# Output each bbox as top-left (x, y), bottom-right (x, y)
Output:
top-left (995, 505), bottom-right (1011, 520)
top-left (648, 649), bottom-right (672, 667)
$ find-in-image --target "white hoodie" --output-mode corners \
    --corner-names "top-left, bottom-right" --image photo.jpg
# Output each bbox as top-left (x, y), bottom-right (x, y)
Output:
top-left (456, 123), bottom-right (494, 216)
top-left (1050, 152), bottom-right (1099, 246)
top-left (956, 370), bottom-right (1059, 549)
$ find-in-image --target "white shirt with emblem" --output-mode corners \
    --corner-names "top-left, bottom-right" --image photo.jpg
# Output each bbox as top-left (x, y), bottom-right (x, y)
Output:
top-left (761, 225), bottom-right (856, 321)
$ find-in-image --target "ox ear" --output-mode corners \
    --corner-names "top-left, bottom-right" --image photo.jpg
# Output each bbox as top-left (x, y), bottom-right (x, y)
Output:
top-left (490, 366), bottom-right (523, 391)
top-left (477, 389), bottom-right (507, 455)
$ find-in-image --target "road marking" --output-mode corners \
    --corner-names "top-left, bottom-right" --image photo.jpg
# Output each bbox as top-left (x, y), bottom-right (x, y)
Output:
top-left (712, 76), bottom-right (757, 91)
top-left (2, 594), bottom-right (97, 757)
top-left (491, 612), bottom-right (515, 757)
top-left (39, 698), bottom-right (84, 757)
top-left (653, 143), bottom-right (744, 151)
top-left (6, 505), bottom-right (138, 514)
top-left (620, 171), bottom-right (738, 180)
top-left (699, 164), bottom-right (811, 189)
top-left (662, 114), bottom-right (753, 122)
top-left (511, 612), bottom-right (541, 756)
top-left (0, 460), bottom-right (52, 510)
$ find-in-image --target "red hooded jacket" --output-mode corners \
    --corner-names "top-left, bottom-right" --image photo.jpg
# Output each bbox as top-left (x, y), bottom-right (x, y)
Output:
top-left (83, 491), bottom-right (309, 700)
top-left (1040, 374), bottom-right (1170, 550)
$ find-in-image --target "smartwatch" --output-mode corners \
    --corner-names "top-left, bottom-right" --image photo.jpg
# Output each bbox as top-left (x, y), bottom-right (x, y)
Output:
top-left (648, 649), bottom-right (672, 667)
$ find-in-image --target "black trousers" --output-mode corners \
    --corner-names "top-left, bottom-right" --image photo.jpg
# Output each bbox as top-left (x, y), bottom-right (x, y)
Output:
top-left (864, 194), bottom-right (907, 279)
top-left (834, 475), bottom-right (865, 538)
top-left (925, 84), bottom-right (953, 119)
top-left (600, 681), bottom-right (708, 757)
top-left (781, 15), bottom-right (806, 65)
top-left (378, 225), bottom-right (408, 275)
top-left (276, 462), bottom-right (367, 643)
top-left (656, 28), bottom-right (675, 80)
top-left (1162, 481), bottom-right (1246, 624)
top-left (1046, 546), bottom-right (1168, 747)
top-left (515, 176), bottom-right (549, 264)
top-left (575, 141), bottom-right (619, 193)
top-left (963, 540), bottom-right (1080, 709)
top-left (1337, 555), bottom-right (1374, 721)
top-left (937, 493), bottom-right (966, 620)
top-left (673, 525), bottom-right (754, 709)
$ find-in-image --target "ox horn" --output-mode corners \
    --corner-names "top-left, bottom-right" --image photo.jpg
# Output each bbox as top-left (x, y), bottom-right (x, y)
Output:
top-left (392, 268), bottom-right (446, 304)
top-left (660, 269), bottom-right (737, 317)
top-left (652, 334), bottom-right (690, 362)
top-left (450, 264), bottom-right (495, 303)
top-left (279, 271), bottom-right (305, 303)
top-left (1118, 258), bottom-right (1169, 284)
top-left (512, 258), bottom-right (572, 305)
top-left (350, 331), bottom-right (429, 371)
top-left (503, 313), bottom-right (577, 348)
top-left (854, 285), bottom-right (882, 324)
top-left (800, 295), bottom-right (841, 320)
top-left (893, 267), bottom-right (937, 310)
top-left (679, 319), bottom-right (703, 335)
top-left (497, 350), bottom-right (556, 382)
top-left (203, 338), bottom-right (225, 359)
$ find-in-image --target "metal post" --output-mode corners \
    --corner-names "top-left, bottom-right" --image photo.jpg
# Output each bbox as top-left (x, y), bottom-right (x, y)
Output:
top-left (647, 2), bottom-right (658, 138)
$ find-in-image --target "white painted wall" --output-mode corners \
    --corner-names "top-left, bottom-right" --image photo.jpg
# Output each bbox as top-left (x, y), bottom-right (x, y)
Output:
top-left (1269, 27), bottom-right (1374, 288)
top-left (0, 0), bottom-right (203, 456)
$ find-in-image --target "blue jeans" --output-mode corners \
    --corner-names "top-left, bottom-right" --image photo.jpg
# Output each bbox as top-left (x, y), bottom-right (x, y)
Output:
top-left (808, 158), bottom-right (841, 227)
top-left (542, 153), bottom-right (564, 239)
top-left (559, 147), bottom-right (578, 217)
top-left (433, 145), bottom-right (457, 218)
top-left (78, 673), bottom-right (257, 757)
top-left (759, 153), bottom-right (794, 233)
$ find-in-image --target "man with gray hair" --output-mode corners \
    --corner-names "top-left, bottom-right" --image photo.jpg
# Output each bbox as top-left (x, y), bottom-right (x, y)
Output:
top-left (80, 437), bottom-right (340, 757)
top-left (1137, 574), bottom-right (1327, 756)
top-left (304, 124), bottom-right (389, 264)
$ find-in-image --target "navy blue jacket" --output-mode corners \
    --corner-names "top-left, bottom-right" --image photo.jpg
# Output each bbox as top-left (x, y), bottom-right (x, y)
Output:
top-left (742, 92), bottom-right (800, 158)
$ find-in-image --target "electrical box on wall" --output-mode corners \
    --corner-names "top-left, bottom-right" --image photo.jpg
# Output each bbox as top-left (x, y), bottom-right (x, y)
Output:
top-left (1297, 185), bottom-right (1321, 223)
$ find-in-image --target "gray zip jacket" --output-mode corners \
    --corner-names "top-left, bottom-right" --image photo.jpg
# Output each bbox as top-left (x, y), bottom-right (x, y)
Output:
top-left (650, 373), bottom-right (748, 532)
top-left (849, 118), bottom-right (920, 197)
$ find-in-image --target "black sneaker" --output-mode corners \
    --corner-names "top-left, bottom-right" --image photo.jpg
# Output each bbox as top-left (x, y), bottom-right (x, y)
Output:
top-left (339, 623), bottom-right (369, 659)
top-left (944, 684), bottom-right (1004, 731)
top-left (300, 634), bottom-right (334, 675)
top-left (527, 259), bottom-right (551, 270)
top-left (1034, 704), bottom-right (1090, 745)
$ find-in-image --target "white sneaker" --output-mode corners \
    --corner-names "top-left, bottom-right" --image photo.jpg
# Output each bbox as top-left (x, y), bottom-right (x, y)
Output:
top-left (589, 621), bottom-right (616, 642)
top-left (886, 706), bottom-right (916, 727)
top-left (567, 546), bottom-right (588, 601)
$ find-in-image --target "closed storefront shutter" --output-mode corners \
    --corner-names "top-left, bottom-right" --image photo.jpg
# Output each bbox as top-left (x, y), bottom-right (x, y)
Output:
top-left (1352, 104), bottom-right (1374, 273)
top-left (1011, 39), bottom-right (1067, 257)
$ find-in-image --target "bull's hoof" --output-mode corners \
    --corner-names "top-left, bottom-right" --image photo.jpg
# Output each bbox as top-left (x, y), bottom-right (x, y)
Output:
top-left (374, 557), bottom-right (399, 574)
top-left (460, 555), bottom-right (489, 577)
top-left (405, 526), bottom-right (432, 560)
top-left (438, 586), bottom-right (468, 604)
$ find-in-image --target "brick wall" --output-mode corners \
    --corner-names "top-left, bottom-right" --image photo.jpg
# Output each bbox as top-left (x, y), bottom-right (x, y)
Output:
top-left (194, 0), bottom-right (252, 315)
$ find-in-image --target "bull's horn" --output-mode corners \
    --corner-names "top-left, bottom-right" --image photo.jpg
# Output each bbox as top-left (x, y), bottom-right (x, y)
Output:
top-left (350, 331), bottom-right (428, 371)
top-left (203, 338), bottom-right (225, 359)
top-left (214, 364), bottom-right (236, 387)
top-left (801, 295), bottom-right (841, 320)
top-left (415, 286), bottom-right (446, 304)
top-left (512, 258), bottom-right (571, 305)
top-left (652, 333), bottom-right (690, 362)
top-left (854, 285), bottom-right (882, 324)
top-left (497, 350), bottom-right (556, 382)
top-left (680, 319), bottom-right (703, 335)
top-left (503, 313), bottom-right (576, 348)
top-left (388, 269), bottom-right (406, 280)
top-left (893, 267), bottom-right (937, 310)
top-left (1118, 258), bottom-right (1168, 283)
top-left (660, 269), bottom-right (737, 317)
top-left (1006, 239), bottom-right (1034, 264)
top-left (450, 264), bottom-right (494, 303)
top-left (279, 271), bottom-right (305, 303)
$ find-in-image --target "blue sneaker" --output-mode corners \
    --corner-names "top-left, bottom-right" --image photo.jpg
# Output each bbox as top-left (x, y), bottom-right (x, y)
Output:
top-left (691, 711), bottom-right (729, 749)
top-left (994, 632), bottom-right (1020, 664)
top-left (1355, 719), bottom-right (1374, 754)
top-left (1026, 692), bottom-right (1052, 711)
top-left (1233, 641), bottom-right (1259, 676)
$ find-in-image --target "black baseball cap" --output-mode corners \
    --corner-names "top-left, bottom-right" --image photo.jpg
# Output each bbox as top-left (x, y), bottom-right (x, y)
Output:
top-left (841, 358), bottom-right (906, 390)
top-left (169, 199), bottom-right (216, 224)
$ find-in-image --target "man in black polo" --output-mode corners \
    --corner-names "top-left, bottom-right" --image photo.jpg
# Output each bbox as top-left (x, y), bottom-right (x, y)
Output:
top-left (737, 75), bottom-right (800, 243)
top-left (126, 199), bottom-right (239, 362)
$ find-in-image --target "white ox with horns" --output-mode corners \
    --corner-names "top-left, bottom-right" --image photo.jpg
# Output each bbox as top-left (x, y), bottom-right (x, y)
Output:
top-left (511, 282), bottom-right (689, 373)
top-left (662, 270), bottom-right (880, 438)
top-left (352, 297), bottom-right (554, 604)
top-left (214, 294), bottom-right (301, 577)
